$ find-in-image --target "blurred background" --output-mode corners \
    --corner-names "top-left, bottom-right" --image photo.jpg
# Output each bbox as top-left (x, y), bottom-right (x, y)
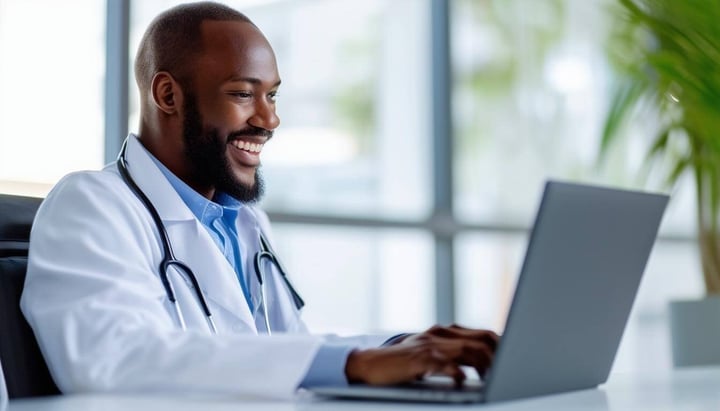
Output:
top-left (0, 0), bottom-right (705, 375)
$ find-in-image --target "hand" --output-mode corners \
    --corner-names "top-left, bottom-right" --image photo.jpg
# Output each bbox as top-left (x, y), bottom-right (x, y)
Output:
top-left (345, 324), bottom-right (499, 386)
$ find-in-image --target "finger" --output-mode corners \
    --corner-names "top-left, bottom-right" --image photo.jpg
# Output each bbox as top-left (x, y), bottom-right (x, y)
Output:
top-left (463, 342), bottom-right (494, 378)
top-left (423, 349), bottom-right (466, 386)
top-left (430, 338), bottom-right (494, 377)
top-left (479, 330), bottom-right (500, 352)
top-left (439, 363), bottom-right (466, 387)
top-left (431, 325), bottom-right (500, 352)
top-left (451, 324), bottom-right (500, 347)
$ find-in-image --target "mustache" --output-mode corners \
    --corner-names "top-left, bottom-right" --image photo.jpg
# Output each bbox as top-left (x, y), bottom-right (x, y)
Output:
top-left (228, 126), bottom-right (273, 141)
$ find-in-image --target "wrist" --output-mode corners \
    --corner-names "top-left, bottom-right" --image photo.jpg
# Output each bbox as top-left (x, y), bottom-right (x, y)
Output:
top-left (345, 349), bottom-right (370, 384)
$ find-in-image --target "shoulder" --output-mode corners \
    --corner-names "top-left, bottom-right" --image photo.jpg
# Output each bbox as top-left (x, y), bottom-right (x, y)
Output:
top-left (28, 168), bottom-right (161, 277)
top-left (45, 168), bottom-right (126, 202)
top-left (41, 169), bottom-right (134, 217)
top-left (34, 168), bottom-right (151, 239)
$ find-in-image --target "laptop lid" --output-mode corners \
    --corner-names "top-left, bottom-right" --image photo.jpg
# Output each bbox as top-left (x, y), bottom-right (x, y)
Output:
top-left (483, 181), bottom-right (668, 402)
top-left (310, 180), bottom-right (668, 404)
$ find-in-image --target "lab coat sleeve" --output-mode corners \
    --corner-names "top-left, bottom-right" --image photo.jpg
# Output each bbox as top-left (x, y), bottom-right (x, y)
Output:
top-left (21, 172), bottom-right (322, 398)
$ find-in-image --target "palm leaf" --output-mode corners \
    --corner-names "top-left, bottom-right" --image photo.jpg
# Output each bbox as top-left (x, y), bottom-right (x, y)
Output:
top-left (598, 79), bottom-right (646, 163)
top-left (606, 0), bottom-right (720, 294)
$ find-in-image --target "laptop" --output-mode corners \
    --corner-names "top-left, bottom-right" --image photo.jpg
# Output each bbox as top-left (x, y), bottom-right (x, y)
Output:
top-left (310, 180), bottom-right (669, 403)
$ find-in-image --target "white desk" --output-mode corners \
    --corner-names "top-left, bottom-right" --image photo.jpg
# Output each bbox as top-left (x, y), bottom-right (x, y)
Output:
top-left (7, 366), bottom-right (720, 411)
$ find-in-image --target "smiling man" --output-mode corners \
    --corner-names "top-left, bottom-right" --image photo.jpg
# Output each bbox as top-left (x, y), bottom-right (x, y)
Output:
top-left (135, 13), bottom-right (279, 202)
top-left (21, 2), bottom-right (498, 398)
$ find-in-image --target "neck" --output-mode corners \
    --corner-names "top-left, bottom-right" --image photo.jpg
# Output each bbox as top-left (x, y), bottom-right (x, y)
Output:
top-left (137, 124), bottom-right (216, 200)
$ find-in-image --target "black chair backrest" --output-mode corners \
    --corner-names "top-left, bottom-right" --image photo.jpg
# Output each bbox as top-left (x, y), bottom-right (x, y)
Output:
top-left (0, 194), bottom-right (60, 397)
top-left (0, 195), bottom-right (42, 258)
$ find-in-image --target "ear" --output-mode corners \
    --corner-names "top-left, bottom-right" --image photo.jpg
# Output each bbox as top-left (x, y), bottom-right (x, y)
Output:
top-left (150, 71), bottom-right (183, 115)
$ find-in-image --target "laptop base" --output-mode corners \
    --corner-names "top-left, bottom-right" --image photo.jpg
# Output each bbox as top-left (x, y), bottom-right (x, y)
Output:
top-left (311, 381), bottom-right (485, 404)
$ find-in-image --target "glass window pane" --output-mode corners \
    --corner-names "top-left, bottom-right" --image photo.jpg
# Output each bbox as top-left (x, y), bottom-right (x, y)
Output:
top-left (0, 0), bottom-right (105, 197)
top-left (455, 232), bottom-right (526, 331)
top-left (130, 0), bottom-right (432, 220)
top-left (271, 225), bottom-right (434, 335)
top-left (450, 0), bottom-right (693, 237)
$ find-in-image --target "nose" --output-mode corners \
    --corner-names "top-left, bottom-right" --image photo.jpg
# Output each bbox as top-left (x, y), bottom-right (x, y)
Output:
top-left (249, 98), bottom-right (280, 131)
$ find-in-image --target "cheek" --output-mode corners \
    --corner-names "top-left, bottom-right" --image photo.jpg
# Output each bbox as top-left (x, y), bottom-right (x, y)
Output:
top-left (196, 92), bottom-right (249, 124)
top-left (209, 104), bottom-right (254, 131)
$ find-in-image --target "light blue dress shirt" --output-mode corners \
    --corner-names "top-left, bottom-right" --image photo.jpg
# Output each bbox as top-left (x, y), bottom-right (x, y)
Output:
top-left (146, 150), bottom-right (352, 387)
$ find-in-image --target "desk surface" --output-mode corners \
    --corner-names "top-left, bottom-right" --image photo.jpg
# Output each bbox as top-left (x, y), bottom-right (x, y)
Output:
top-left (7, 366), bottom-right (720, 411)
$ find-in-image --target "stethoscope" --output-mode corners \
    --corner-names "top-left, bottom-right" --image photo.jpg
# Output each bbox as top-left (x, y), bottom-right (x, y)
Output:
top-left (116, 140), bottom-right (304, 335)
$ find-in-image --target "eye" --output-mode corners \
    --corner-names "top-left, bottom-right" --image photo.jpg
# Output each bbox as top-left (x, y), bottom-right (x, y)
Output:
top-left (268, 91), bottom-right (279, 102)
top-left (229, 91), bottom-right (252, 99)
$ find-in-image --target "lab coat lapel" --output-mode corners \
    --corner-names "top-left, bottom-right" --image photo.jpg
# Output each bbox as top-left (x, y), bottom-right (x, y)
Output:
top-left (166, 219), bottom-right (258, 332)
top-left (123, 135), bottom-right (194, 221)
top-left (237, 210), bottom-right (263, 320)
top-left (241, 207), bottom-right (308, 334)
top-left (121, 135), bottom-right (257, 332)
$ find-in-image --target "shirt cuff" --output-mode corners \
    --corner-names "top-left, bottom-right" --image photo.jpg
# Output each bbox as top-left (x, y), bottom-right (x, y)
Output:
top-left (299, 343), bottom-right (355, 388)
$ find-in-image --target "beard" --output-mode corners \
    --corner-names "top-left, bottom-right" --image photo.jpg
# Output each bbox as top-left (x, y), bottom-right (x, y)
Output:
top-left (181, 94), bottom-right (265, 203)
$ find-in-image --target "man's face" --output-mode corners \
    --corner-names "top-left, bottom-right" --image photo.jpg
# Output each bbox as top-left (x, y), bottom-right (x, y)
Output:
top-left (181, 94), bottom-right (265, 202)
top-left (181, 20), bottom-right (281, 202)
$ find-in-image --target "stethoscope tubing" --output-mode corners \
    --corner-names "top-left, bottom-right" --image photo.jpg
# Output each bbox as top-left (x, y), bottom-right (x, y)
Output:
top-left (116, 140), bottom-right (302, 335)
top-left (117, 142), bottom-right (221, 334)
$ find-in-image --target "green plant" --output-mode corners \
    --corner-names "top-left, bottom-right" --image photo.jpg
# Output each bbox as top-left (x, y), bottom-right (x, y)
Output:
top-left (601, 0), bottom-right (720, 294)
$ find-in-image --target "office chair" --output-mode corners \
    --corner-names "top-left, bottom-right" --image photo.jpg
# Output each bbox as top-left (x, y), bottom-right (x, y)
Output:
top-left (0, 194), bottom-right (59, 398)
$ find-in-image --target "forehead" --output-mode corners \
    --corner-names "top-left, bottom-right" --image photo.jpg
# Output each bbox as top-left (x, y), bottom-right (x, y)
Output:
top-left (194, 20), bottom-right (279, 84)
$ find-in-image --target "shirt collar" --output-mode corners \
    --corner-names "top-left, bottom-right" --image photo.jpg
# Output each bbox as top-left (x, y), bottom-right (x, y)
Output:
top-left (145, 146), bottom-right (243, 226)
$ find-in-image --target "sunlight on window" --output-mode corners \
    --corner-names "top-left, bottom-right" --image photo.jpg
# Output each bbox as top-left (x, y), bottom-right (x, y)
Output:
top-left (0, 0), bottom-right (105, 197)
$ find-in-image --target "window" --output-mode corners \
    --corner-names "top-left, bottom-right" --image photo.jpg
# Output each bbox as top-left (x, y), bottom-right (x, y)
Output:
top-left (273, 226), bottom-right (433, 334)
top-left (0, 0), bottom-right (105, 197)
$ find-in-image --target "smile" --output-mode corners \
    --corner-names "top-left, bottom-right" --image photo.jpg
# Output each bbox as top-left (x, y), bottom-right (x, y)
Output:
top-left (229, 139), bottom-right (263, 154)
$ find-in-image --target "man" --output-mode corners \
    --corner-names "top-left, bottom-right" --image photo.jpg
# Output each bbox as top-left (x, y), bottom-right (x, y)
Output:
top-left (21, 2), bottom-right (498, 398)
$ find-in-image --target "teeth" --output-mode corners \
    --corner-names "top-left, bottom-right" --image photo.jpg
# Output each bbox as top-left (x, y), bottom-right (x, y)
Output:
top-left (231, 140), bottom-right (263, 153)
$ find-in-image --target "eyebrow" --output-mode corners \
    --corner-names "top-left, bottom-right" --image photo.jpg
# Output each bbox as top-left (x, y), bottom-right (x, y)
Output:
top-left (226, 76), bottom-right (282, 88)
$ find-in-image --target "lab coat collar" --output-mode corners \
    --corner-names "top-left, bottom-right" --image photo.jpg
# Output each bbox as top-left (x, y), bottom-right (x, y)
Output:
top-left (118, 134), bottom-right (257, 331)
top-left (122, 134), bottom-right (197, 222)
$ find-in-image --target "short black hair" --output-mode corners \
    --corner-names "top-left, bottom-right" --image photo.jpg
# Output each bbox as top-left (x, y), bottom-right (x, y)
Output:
top-left (134, 1), bottom-right (253, 93)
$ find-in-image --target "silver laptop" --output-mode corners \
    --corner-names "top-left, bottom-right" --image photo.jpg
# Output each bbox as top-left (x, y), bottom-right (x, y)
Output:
top-left (310, 181), bottom-right (669, 403)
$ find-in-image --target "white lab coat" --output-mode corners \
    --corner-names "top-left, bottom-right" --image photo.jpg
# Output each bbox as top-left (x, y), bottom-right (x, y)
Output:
top-left (0, 357), bottom-right (7, 410)
top-left (21, 135), bottom-right (386, 398)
